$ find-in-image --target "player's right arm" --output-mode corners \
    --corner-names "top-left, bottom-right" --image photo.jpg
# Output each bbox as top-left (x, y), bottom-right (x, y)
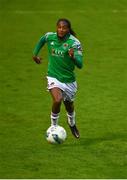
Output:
top-left (68, 43), bottom-right (83, 69)
top-left (33, 35), bottom-right (46, 64)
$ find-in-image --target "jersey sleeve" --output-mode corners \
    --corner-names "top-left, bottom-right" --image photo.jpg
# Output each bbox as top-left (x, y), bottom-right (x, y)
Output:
top-left (33, 35), bottom-right (46, 56)
top-left (72, 42), bottom-right (83, 69)
top-left (33, 32), bottom-right (53, 56)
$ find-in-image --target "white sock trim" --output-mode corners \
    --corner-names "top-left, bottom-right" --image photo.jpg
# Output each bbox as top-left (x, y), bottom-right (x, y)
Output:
top-left (67, 111), bottom-right (75, 127)
top-left (51, 112), bottom-right (59, 126)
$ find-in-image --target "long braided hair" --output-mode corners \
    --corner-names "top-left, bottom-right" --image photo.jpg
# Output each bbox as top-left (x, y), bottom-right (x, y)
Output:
top-left (57, 18), bottom-right (76, 37)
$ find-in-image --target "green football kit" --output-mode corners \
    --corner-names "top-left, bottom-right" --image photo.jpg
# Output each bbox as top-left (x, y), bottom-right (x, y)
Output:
top-left (33, 32), bottom-right (83, 83)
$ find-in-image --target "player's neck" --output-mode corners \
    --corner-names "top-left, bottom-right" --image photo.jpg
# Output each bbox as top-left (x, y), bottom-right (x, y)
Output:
top-left (57, 33), bottom-right (70, 41)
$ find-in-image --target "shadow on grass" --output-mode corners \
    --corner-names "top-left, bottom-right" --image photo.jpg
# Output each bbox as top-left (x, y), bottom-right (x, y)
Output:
top-left (53, 131), bottom-right (127, 149)
top-left (80, 131), bottom-right (127, 147)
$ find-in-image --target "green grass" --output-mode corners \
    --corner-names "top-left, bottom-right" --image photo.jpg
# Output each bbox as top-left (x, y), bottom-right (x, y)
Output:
top-left (0, 0), bottom-right (127, 178)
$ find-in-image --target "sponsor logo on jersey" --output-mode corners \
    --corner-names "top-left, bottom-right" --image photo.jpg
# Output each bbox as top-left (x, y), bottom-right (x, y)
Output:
top-left (52, 48), bottom-right (64, 57)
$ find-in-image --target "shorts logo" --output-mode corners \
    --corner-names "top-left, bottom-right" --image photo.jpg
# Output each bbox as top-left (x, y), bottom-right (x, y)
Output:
top-left (50, 82), bottom-right (55, 86)
top-left (48, 82), bottom-right (55, 88)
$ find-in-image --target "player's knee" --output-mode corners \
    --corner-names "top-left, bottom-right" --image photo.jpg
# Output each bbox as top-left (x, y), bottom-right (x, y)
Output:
top-left (53, 96), bottom-right (63, 105)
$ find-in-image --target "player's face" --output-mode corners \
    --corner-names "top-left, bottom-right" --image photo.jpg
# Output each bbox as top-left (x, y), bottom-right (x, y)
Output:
top-left (57, 21), bottom-right (70, 38)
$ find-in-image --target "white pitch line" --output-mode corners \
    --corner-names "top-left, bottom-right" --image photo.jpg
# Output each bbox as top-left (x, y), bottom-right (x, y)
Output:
top-left (13, 10), bottom-right (63, 14)
top-left (77, 9), bottom-right (127, 13)
top-left (0, 9), bottom-right (127, 14)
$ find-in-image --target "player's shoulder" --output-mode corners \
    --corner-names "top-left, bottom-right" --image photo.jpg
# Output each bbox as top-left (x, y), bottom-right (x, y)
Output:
top-left (69, 34), bottom-right (82, 50)
top-left (69, 34), bottom-right (81, 45)
top-left (44, 32), bottom-right (57, 40)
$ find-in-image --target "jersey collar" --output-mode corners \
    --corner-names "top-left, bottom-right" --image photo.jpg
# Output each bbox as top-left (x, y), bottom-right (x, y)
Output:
top-left (57, 33), bottom-right (70, 42)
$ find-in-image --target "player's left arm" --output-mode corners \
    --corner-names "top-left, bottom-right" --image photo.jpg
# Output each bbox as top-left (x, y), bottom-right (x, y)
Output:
top-left (68, 42), bottom-right (83, 69)
top-left (33, 35), bottom-right (46, 64)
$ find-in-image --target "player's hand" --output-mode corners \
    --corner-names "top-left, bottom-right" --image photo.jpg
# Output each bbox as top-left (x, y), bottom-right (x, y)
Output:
top-left (33, 56), bottom-right (42, 64)
top-left (68, 48), bottom-right (74, 58)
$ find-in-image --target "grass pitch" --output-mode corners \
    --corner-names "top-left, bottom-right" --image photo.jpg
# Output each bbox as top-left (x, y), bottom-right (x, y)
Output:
top-left (0, 0), bottom-right (127, 178)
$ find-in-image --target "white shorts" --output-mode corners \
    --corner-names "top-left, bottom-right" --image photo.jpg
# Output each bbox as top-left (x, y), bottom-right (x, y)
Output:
top-left (47, 76), bottom-right (77, 102)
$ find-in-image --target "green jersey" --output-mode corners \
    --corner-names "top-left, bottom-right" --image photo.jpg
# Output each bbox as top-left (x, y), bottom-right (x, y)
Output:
top-left (33, 32), bottom-right (83, 83)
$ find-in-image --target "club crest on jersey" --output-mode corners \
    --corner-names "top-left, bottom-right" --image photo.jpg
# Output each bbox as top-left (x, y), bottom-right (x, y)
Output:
top-left (63, 43), bottom-right (68, 47)
top-left (63, 43), bottom-right (68, 50)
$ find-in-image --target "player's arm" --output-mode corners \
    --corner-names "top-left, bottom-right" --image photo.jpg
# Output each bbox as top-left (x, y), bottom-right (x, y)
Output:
top-left (68, 43), bottom-right (83, 69)
top-left (33, 35), bottom-right (46, 64)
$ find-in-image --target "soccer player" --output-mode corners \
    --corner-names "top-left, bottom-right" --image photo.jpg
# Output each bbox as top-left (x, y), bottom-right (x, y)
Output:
top-left (33, 18), bottom-right (83, 138)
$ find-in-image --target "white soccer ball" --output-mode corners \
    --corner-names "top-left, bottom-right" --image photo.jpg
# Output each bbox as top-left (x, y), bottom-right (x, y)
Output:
top-left (46, 125), bottom-right (67, 144)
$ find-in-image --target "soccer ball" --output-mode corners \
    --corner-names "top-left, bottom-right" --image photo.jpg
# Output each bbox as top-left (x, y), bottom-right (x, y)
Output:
top-left (46, 125), bottom-right (67, 144)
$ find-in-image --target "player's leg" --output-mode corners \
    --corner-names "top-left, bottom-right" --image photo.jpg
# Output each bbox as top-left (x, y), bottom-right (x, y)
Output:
top-left (50, 87), bottom-right (63, 126)
top-left (63, 100), bottom-right (80, 138)
top-left (63, 100), bottom-right (75, 125)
